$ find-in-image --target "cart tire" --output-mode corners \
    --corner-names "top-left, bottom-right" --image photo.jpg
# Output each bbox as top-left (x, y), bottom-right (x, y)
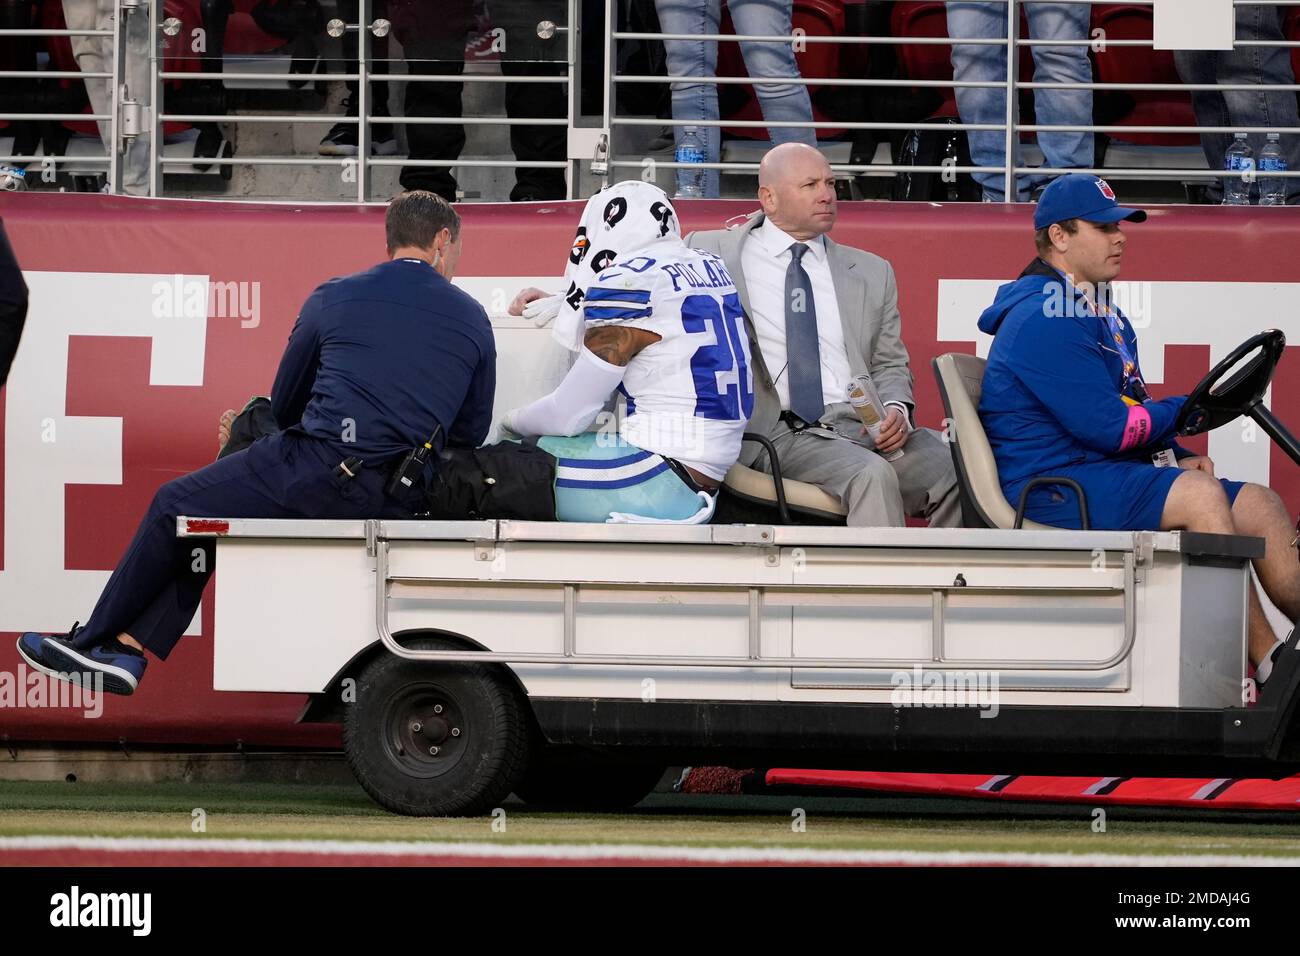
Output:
top-left (514, 749), bottom-right (664, 811)
top-left (343, 637), bottom-right (530, 817)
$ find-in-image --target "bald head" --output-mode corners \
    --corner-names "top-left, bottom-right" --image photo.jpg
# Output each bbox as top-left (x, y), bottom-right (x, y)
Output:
top-left (758, 142), bottom-right (826, 189)
top-left (757, 143), bottom-right (837, 240)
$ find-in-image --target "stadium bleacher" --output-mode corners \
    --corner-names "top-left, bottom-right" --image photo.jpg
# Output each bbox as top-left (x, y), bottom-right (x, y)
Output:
top-left (1, 0), bottom-right (1296, 202)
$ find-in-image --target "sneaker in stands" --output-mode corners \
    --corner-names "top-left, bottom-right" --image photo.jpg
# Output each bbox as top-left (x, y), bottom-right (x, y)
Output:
top-left (319, 97), bottom-right (397, 157)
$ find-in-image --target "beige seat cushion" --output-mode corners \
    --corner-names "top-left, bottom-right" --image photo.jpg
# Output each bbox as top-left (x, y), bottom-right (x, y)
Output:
top-left (724, 462), bottom-right (848, 519)
top-left (932, 352), bottom-right (1052, 530)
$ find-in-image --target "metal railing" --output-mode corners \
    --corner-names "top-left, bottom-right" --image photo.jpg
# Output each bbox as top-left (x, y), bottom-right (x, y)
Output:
top-left (0, 11), bottom-right (118, 187)
top-left (1, 0), bottom-right (1299, 201)
top-left (599, 0), bottom-right (1300, 202)
top-left (0, 0), bottom-right (578, 199)
top-left (369, 520), bottom-right (1138, 674)
top-left (148, 0), bottom-right (576, 201)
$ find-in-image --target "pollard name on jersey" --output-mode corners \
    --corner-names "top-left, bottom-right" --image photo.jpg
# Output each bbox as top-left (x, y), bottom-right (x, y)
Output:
top-left (582, 246), bottom-right (755, 481)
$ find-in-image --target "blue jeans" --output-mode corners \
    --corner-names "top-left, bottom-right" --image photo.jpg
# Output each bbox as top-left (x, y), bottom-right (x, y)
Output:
top-left (655, 0), bottom-right (817, 198)
top-left (947, 2), bottom-right (1094, 201)
top-left (1174, 4), bottom-right (1300, 204)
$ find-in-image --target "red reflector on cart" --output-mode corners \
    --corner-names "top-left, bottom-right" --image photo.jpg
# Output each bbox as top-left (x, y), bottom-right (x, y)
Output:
top-left (186, 519), bottom-right (230, 535)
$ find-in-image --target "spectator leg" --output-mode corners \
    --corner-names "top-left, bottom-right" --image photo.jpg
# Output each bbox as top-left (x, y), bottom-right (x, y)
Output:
top-left (61, 0), bottom-right (114, 175)
top-left (1215, 4), bottom-right (1300, 203)
top-left (730, 0), bottom-right (816, 149)
top-left (500, 65), bottom-right (568, 200)
top-left (400, 25), bottom-right (471, 202)
top-left (946, 1), bottom-right (1014, 200)
top-left (338, 0), bottom-right (391, 119)
top-left (119, 0), bottom-right (151, 194)
top-left (60, 0), bottom-right (150, 194)
top-left (198, 0), bottom-right (231, 70)
top-left (0, 0), bottom-right (41, 153)
top-left (195, 0), bottom-right (232, 155)
top-left (1024, 2), bottom-right (1093, 193)
top-left (655, 0), bottom-right (723, 197)
top-left (499, 3), bottom-right (568, 201)
top-left (1174, 44), bottom-right (1230, 201)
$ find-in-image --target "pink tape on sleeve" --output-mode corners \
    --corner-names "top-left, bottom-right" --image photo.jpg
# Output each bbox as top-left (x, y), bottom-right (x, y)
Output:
top-left (1119, 404), bottom-right (1152, 451)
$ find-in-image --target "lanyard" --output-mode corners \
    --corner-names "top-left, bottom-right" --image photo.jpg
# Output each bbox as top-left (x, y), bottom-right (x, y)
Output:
top-left (1095, 302), bottom-right (1152, 402)
top-left (1058, 272), bottom-right (1149, 403)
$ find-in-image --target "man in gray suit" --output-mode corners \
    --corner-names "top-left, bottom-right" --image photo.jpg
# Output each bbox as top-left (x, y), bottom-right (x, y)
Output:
top-left (687, 143), bottom-right (959, 527)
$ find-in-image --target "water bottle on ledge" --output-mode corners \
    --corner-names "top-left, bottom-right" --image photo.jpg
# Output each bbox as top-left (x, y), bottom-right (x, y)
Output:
top-left (1259, 133), bottom-right (1288, 206)
top-left (675, 126), bottom-right (706, 199)
top-left (1223, 133), bottom-right (1254, 205)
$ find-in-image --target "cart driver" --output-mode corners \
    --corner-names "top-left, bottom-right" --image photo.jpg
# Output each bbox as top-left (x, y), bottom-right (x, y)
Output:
top-left (976, 174), bottom-right (1299, 682)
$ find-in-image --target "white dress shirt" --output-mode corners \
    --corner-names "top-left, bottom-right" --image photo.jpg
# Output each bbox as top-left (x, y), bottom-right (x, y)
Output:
top-left (740, 219), bottom-right (908, 424)
top-left (741, 221), bottom-right (854, 412)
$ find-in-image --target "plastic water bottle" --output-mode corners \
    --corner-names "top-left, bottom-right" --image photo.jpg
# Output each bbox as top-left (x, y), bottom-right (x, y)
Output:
top-left (674, 126), bottom-right (706, 199)
top-left (0, 165), bottom-right (26, 191)
top-left (1259, 133), bottom-right (1288, 206)
top-left (1223, 133), bottom-right (1254, 205)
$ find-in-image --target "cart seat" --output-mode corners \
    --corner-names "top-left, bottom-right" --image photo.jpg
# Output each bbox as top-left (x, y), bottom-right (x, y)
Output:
top-left (932, 353), bottom-right (1055, 529)
top-left (723, 461), bottom-right (849, 523)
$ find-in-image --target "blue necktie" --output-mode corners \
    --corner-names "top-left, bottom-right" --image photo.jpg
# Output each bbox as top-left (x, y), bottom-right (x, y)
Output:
top-left (785, 242), bottom-right (824, 424)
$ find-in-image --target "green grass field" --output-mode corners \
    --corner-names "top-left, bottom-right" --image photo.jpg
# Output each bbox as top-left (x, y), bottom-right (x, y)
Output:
top-left (2, 781), bottom-right (1299, 859)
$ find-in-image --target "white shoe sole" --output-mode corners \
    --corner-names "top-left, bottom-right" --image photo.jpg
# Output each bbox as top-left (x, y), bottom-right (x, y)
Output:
top-left (36, 638), bottom-right (140, 694)
top-left (14, 636), bottom-right (118, 692)
top-left (319, 143), bottom-right (359, 157)
top-left (319, 141), bottom-right (398, 158)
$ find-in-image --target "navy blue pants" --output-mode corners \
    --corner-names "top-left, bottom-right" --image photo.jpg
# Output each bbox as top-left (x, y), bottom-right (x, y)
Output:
top-left (73, 430), bottom-right (412, 660)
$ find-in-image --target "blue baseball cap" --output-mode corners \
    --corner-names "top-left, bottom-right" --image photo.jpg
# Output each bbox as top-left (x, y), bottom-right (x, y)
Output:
top-left (1033, 174), bottom-right (1148, 230)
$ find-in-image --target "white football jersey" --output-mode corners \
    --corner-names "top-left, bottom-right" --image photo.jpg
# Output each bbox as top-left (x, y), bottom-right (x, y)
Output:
top-left (583, 244), bottom-right (754, 480)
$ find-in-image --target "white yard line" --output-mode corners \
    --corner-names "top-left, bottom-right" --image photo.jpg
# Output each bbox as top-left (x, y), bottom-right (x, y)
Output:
top-left (0, 836), bottom-right (1296, 867)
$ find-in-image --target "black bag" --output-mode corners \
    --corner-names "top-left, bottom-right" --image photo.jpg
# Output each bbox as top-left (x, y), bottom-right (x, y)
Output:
top-left (892, 118), bottom-right (982, 203)
top-left (421, 441), bottom-right (557, 521)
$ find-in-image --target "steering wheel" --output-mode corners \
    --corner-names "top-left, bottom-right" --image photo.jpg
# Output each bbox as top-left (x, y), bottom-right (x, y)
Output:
top-left (1174, 329), bottom-right (1287, 437)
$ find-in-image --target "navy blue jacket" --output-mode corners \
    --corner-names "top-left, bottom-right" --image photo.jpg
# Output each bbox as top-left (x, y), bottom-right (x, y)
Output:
top-left (0, 222), bottom-right (28, 388)
top-left (977, 258), bottom-right (1187, 495)
top-left (271, 258), bottom-right (495, 461)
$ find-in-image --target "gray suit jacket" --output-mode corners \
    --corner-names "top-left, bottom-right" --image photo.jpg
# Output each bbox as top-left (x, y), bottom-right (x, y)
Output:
top-left (686, 212), bottom-right (916, 467)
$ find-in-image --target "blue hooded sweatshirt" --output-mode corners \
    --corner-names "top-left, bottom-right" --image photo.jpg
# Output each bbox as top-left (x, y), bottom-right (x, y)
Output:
top-left (977, 258), bottom-right (1188, 500)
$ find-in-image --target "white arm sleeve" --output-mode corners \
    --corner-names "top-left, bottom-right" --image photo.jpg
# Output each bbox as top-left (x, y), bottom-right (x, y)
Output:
top-left (503, 347), bottom-right (628, 438)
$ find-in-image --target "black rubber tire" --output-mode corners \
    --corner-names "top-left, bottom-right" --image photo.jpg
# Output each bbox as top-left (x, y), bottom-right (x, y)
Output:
top-left (343, 636), bottom-right (530, 817)
top-left (514, 748), bottom-right (664, 812)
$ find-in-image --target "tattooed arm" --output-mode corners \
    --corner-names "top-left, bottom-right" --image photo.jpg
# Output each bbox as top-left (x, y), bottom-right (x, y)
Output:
top-left (582, 326), bottom-right (661, 366)
top-left (502, 331), bottom-right (657, 438)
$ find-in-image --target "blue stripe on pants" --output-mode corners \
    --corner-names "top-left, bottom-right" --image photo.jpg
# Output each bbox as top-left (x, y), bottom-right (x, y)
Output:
top-left (538, 433), bottom-right (706, 523)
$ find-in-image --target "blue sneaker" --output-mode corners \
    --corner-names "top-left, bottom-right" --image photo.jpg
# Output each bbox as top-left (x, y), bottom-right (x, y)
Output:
top-left (19, 628), bottom-right (146, 696)
top-left (16, 631), bottom-right (57, 671)
top-left (16, 621), bottom-right (84, 674)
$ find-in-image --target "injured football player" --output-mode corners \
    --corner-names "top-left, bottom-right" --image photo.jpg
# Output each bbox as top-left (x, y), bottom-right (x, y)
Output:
top-left (504, 180), bottom-right (754, 524)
